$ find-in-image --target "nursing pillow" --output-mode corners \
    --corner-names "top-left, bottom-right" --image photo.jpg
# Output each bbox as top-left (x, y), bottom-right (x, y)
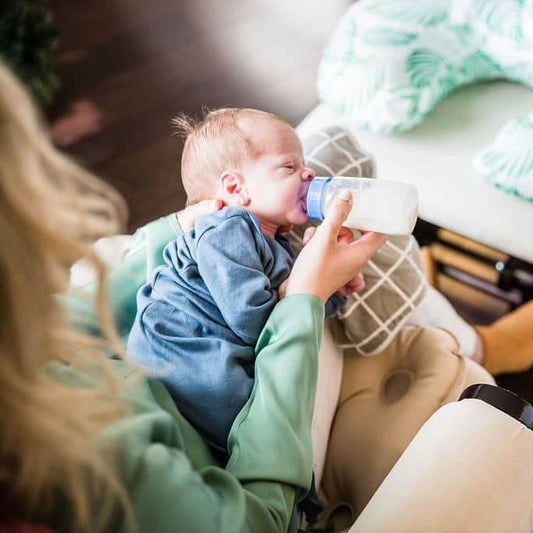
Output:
top-left (317, 0), bottom-right (533, 200)
top-left (318, 0), bottom-right (533, 133)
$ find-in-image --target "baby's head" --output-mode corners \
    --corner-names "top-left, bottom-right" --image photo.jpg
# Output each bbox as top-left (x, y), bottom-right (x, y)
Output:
top-left (173, 108), bottom-right (315, 235)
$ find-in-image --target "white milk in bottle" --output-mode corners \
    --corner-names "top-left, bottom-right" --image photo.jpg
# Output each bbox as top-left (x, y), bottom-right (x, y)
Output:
top-left (306, 177), bottom-right (418, 235)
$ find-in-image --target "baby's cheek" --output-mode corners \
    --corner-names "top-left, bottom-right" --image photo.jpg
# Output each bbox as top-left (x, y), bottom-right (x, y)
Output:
top-left (291, 209), bottom-right (308, 225)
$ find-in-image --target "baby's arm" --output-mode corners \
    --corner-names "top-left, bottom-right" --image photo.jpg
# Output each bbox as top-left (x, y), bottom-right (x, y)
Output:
top-left (196, 214), bottom-right (287, 345)
top-left (325, 293), bottom-right (347, 317)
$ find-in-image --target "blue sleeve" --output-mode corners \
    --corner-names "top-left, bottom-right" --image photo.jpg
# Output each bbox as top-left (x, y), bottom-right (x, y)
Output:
top-left (196, 215), bottom-right (279, 345)
top-left (325, 293), bottom-right (347, 317)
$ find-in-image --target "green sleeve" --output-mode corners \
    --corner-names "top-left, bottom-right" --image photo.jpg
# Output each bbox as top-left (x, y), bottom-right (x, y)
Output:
top-left (98, 295), bottom-right (324, 533)
top-left (61, 213), bottom-right (182, 342)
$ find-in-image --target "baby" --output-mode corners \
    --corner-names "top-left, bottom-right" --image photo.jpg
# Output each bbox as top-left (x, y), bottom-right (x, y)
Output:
top-left (127, 108), bottom-right (360, 460)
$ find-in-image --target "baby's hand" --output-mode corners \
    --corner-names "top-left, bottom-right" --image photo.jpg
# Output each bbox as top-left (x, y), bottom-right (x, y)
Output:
top-left (177, 199), bottom-right (224, 231)
top-left (337, 272), bottom-right (365, 297)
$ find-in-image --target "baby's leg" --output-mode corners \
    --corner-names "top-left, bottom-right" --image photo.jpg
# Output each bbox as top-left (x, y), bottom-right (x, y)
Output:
top-left (406, 285), bottom-right (478, 358)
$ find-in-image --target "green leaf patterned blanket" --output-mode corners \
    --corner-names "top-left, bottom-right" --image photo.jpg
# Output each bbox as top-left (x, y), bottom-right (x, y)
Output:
top-left (474, 112), bottom-right (533, 201)
top-left (318, 0), bottom-right (533, 201)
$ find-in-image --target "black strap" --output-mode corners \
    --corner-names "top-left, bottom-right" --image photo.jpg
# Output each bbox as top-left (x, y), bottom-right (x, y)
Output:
top-left (298, 472), bottom-right (324, 527)
top-left (460, 383), bottom-right (533, 430)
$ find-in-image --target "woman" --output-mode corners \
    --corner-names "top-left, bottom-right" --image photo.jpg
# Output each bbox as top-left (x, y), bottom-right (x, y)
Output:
top-left (0, 61), bottom-right (385, 531)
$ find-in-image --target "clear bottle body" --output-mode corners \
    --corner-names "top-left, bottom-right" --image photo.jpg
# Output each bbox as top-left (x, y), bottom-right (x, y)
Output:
top-left (314, 177), bottom-right (418, 235)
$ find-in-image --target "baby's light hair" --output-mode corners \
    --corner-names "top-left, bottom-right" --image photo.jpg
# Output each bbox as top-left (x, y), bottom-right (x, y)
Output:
top-left (172, 107), bottom-right (286, 205)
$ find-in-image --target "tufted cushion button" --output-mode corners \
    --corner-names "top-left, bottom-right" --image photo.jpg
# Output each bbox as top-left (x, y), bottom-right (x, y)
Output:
top-left (381, 369), bottom-right (415, 404)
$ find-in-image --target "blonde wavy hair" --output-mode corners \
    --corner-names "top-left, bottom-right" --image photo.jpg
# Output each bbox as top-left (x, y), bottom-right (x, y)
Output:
top-left (0, 62), bottom-right (132, 529)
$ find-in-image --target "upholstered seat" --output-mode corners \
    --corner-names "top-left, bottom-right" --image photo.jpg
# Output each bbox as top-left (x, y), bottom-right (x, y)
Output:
top-left (317, 325), bottom-right (493, 530)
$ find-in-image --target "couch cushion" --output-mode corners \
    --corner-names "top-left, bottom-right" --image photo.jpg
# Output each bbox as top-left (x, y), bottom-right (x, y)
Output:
top-left (318, 326), bottom-right (494, 528)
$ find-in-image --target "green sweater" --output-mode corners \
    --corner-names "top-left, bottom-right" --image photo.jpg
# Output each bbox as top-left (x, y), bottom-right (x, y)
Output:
top-left (60, 214), bottom-right (325, 532)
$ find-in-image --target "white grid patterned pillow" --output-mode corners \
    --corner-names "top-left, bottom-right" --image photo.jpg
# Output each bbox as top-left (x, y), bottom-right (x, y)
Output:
top-left (296, 125), bottom-right (427, 355)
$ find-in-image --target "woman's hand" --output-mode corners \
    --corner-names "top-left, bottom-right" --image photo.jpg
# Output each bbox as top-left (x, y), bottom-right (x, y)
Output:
top-left (177, 199), bottom-right (224, 231)
top-left (302, 224), bottom-right (366, 297)
top-left (285, 190), bottom-right (386, 302)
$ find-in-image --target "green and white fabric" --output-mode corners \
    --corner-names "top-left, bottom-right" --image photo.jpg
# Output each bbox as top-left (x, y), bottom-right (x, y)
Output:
top-left (318, 0), bottom-right (533, 200)
top-left (318, 0), bottom-right (533, 134)
top-left (473, 112), bottom-right (533, 201)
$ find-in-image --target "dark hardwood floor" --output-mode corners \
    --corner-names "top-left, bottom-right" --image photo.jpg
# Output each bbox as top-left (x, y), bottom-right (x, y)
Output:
top-left (49, 0), bottom-right (351, 231)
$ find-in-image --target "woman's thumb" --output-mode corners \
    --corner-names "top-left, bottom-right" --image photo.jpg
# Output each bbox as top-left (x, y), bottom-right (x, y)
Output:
top-left (323, 190), bottom-right (352, 234)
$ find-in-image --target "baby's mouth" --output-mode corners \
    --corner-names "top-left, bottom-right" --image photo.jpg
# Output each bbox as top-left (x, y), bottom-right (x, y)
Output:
top-left (299, 196), bottom-right (308, 214)
top-left (300, 183), bottom-right (311, 214)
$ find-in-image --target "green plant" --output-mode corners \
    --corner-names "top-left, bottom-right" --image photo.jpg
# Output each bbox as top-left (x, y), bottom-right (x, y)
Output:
top-left (0, 0), bottom-right (59, 106)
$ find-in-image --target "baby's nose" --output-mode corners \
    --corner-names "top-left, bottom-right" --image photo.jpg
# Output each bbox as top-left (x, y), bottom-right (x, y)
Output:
top-left (302, 167), bottom-right (315, 181)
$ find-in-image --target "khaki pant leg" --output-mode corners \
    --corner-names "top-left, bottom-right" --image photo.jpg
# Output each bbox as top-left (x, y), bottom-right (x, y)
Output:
top-left (351, 399), bottom-right (533, 533)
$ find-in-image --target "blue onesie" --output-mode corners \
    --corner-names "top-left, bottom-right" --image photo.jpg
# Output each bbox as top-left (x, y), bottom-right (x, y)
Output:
top-left (127, 206), bottom-right (344, 456)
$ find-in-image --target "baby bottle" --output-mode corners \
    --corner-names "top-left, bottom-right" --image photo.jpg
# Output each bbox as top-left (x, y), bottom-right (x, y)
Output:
top-left (306, 176), bottom-right (418, 235)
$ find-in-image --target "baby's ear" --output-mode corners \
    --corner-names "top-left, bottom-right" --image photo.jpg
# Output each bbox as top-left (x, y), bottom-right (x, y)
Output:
top-left (220, 171), bottom-right (250, 206)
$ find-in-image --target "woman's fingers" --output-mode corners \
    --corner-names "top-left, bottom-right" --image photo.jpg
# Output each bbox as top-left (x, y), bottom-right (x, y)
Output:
top-left (321, 190), bottom-right (353, 237)
top-left (349, 231), bottom-right (386, 264)
top-left (303, 226), bottom-right (316, 245)
top-left (337, 226), bottom-right (354, 246)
